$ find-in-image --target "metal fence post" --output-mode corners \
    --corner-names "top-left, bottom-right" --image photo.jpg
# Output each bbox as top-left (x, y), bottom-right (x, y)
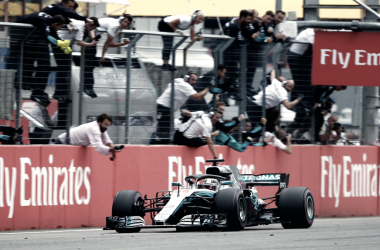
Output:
top-left (66, 53), bottom-right (73, 144)
top-left (169, 36), bottom-right (187, 143)
top-left (210, 40), bottom-right (227, 107)
top-left (239, 46), bottom-right (247, 143)
top-left (218, 38), bottom-right (235, 64)
top-left (124, 34), bottom-right (144, 144)
top-left (16, 29), bottom-right (35, 135)
top-left (182, 42), bottom-right (194, 76)
top-left (78, 46), bottom-right (86, 125)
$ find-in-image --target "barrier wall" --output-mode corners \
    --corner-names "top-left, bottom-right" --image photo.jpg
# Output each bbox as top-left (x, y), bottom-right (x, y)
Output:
top-left (1, 145), bottom-right (379, 230)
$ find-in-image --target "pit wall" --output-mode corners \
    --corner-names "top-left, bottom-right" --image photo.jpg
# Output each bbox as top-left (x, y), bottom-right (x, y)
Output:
top-left (0, 145), bottom-right (379, 230)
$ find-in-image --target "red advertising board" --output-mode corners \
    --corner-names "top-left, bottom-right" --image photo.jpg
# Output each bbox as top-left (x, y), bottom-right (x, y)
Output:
top-left (1, 145), bottom-right (380, 230)
top-left (312, 31), bottom-right (380, 86)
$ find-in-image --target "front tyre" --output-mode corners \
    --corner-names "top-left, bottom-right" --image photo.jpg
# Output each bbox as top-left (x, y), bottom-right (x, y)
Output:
top-left (214, 188), bottom-right (247, 230)
top-left (278, 187), bottom-right (314, 229)
top-left (112, 190), bottom-right (145, 217)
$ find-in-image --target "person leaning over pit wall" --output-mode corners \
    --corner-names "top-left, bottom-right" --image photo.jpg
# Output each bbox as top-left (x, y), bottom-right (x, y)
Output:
top-left (174, 109), bottom-right (222, 159)
top-left (153, 72), bottom-right (212, 144)
top-left (264, 129), bottom-right (292, 154)
top-left (158, 10), bottom-right (205, 71)
top-left (56, 113), bottom-right (121, 156)
top-left (216, 118), bottom-right (271, 152)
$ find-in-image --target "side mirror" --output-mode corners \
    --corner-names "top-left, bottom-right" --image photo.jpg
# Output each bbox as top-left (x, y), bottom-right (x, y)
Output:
top-left (221, 181), bottom-right (233, 185)
top-left (172, 182), bottom-right (182, 187)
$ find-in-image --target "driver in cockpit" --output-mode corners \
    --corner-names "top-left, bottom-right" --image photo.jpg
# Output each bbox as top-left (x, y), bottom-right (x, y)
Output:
top-left (201, 179), bottom-right (219, 191)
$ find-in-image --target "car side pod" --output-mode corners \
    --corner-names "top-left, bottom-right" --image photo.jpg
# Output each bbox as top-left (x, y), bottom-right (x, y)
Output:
top-left (278, 187), bottom-right (315, 229)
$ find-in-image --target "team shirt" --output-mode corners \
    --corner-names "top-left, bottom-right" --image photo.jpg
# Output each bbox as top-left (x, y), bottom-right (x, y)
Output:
top-left (253, 79), bottom-right (288, 109)
top-left (58, 121), bottom-right (113, 155)
top-left (289, 28), bottom-right (315, 55)
top-left (16, 12), bottom-right (55, 43)
top-left (178, 111), bottom-right (212, 139)
top-left (164, 15), bottom-right (194, 30)
top-left (156, 78), bottom-right (197, 111)
top-left (57, 19), bottom-right (87, 42)
top-left (264, 131), bottom-right (286, 150)
top-left (98, 18), bottom-right (123, 37)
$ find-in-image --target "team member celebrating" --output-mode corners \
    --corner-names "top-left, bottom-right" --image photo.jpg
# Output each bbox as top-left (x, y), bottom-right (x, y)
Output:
top-left (174, 109), bottom-right (222, 159)
top-left (154, 72), bottom-right (211, 144)
top-left (158, 10), bottom-right (205, 71)
top-left (7, 13), bottom-right (69, 98)
top-left (98, 14), bottom-right (133, 63)
top-left (216, 118), bottom-right (269, 152)
top-left (41, 0), bottom-right (93, 25)
top-left (57, 17), bottom-right (100, 98)
top-left (56, 113), bottom-right (121, 156)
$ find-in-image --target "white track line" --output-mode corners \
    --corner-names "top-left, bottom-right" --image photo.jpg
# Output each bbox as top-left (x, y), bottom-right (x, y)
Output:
top-left (315, 217), bottom-right (380, 222)
top-left (0, 228), bottom-right (102, 235)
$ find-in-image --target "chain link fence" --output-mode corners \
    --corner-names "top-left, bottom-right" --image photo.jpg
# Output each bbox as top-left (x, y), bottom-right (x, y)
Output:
top-left (0, 22), bottom-right (364, 145)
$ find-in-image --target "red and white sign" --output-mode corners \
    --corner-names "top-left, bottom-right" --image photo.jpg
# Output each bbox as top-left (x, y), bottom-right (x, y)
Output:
top-left (312, 31), bottom-right (380, 86)
top-left (1, 145), bottom-right (380, 230)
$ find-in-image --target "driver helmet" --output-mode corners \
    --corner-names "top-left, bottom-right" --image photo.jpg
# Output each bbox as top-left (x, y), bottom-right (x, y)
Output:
top-left (203, 179), bottom-right (218, 191)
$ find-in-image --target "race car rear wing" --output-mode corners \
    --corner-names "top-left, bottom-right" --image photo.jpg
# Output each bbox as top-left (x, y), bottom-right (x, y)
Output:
top-left (241, 173), bottom-right (289, 190)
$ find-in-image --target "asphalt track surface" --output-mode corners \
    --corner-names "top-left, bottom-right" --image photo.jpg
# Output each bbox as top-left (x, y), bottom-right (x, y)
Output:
top-left (1, 217), bottom-right (380, 250)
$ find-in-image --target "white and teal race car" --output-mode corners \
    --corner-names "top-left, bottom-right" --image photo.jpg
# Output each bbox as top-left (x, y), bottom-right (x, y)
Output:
top-left (104, 159), bottom-right (314, 232)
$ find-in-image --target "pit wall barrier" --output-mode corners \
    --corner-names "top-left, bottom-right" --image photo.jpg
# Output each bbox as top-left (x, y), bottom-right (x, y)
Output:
top-left (0, 145), bottom-right (379, 230)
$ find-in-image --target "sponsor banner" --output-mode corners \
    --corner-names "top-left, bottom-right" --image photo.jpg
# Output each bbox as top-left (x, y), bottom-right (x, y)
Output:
top-left (0, 145), bottom-right (380, 230)
top-left (312, 31), bottom-right (380, 86)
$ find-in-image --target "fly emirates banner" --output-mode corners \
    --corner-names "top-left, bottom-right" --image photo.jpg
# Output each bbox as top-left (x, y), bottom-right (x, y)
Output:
top-left (312, 31), bottom-right (380, 86)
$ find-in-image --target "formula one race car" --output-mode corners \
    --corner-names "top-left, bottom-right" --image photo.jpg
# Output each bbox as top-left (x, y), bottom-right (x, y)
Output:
top-left (104, 159), bottom-right (314, 232)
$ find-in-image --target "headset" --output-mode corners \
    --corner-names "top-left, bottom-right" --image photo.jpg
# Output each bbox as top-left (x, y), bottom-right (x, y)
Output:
top-left (184, 71), bottom-right (196, 82)
top-left (192, 10), bottom-right (201, 21)
top-left (208, 108), bottom-right (222, 118)
top-left (281, 80), bottom-right (287, 87)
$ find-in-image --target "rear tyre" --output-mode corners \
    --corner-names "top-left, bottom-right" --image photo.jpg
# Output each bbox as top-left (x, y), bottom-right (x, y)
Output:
top-left (112, 190), bottom-right (144, 217)
top-left (278, 187), bottom-right (314, 229)
top-left (214, 188), bottom-right (247, 230)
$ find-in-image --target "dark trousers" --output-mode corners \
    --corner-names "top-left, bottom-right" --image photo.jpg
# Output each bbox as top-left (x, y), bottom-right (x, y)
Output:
top-left (246, 102), bottom-right (275, 127)
top-left (173, 130), bottom-right (206, 147)
top-left (224, 46), bottom-right (240, 80)
top-left (7, 28), bottom-right (50, 91)
top-left (84, 45), bottom-right (97, 88)
top-left (158, 20), bottom-right (174, 61)
top-left (287, 51), bottom-right (315, 135)
top-left (52, 47), bottom-right (71, 97)
top-left (246, 44), bottom-right (258, 90)
top-left (52, 47), bottom-right (71, 129)
top-left (288, 51), bottom-right (314, 107)
top-left (156, 104), bottom-right (171, 144)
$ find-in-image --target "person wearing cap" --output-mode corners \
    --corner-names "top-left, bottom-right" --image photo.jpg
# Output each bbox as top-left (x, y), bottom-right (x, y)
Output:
top-left (98, 14), bottom-right (133, 63)
top-left (158, 10), bottom-right (205, 71)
